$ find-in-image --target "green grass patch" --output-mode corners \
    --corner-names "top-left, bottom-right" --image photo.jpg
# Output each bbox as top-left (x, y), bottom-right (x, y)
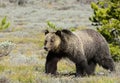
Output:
top-left (0, 61), bottom-right (120, 83)
top-left (0, 33), bottom-right (45, 48)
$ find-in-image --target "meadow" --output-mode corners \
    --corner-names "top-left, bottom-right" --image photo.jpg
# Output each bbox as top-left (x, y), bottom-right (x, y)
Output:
top-left (0, 0), bottom-right (120, 83)
top-left (0, 31), bottom-right (120, 83)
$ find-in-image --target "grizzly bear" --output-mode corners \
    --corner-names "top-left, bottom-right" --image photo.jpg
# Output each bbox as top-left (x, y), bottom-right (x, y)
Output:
top-left (44, 29), bottom-right (115, 76)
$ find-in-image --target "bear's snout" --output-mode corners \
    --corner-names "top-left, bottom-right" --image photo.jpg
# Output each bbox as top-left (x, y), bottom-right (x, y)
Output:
top-left (44, 46), bottom-right (48, 51)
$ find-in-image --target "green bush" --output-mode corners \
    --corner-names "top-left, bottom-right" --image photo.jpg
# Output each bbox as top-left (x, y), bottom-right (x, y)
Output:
top-left (47, 21), bottom-right (62, 31)
top-left (110, 44), bottom-right (120, 62)
top-left (46, 21), bottom-right (84, 32)
top-left (0, 16), bottom-right (10, 31)
top-left (90, 0), bottom-right (120, 61)
top-left (0, 41), bottom-right (15, 57)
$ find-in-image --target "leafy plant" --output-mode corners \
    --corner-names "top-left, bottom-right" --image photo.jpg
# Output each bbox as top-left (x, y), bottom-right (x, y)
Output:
top-left (90, 0), bottom-right (120, 61)
top-left (0, 41), bottom-right (15, 57)
top-left (110, 44), bottom-right (120, 62)
top-left (47, 21), bottom-right (62, 31)
top-left (46, 21), bottom-right (85, 32)
top-left (0, 16), bottom-right (10, 31)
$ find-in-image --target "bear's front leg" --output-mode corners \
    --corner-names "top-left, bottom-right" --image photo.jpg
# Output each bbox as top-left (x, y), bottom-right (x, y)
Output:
top-left (76, 64), bottom-right (86, 77)
top-left (45, 52), bottom-right (60, 75)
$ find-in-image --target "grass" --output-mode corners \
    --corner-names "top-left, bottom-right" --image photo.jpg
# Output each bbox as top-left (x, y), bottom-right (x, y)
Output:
top-left (0, 32), bottom-right (45, 48)
top-left (0, 28), bottom-right (120, 83)
top-left (0, 56), bottom-right (120, 83)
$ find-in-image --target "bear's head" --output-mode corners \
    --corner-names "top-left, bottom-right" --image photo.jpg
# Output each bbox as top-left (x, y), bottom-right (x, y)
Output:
top-left (44, 29), bottom-right (73, 52)
top-left (44, 30), bottom-right (62, 52)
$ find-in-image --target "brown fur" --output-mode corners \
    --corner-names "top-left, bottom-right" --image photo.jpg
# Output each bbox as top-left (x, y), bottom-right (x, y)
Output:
top-left (44, 29), bottom-right (115, 76)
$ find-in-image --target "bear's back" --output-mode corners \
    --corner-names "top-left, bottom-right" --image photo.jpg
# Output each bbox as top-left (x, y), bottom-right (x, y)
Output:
top-left (74, 29), bottom-right (107, 45)
top-left (73, 29), bottom-right (109, 59)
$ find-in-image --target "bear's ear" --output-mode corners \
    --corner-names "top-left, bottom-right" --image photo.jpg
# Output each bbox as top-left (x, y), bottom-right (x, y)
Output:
top-left (55, 30), bottom-right (61, 36)
top-left (44, 30), bottom-right (49, 35)
top-left (62, 29), bottom-right (72, 35)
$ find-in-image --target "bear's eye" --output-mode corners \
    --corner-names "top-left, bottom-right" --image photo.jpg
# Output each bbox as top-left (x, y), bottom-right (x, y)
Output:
top-left (44, 40), bottom-right (47, 44)
top-left (51, 39), bottom-right (54, 42)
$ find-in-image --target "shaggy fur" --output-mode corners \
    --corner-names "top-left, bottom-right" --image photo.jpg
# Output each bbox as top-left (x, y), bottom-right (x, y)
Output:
top-left (44, 29), bottom-right (115, 76)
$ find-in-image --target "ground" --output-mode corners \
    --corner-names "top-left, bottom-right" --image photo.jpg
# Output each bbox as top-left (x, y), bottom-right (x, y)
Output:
top-left (0, 0), bottom-right (120, 83)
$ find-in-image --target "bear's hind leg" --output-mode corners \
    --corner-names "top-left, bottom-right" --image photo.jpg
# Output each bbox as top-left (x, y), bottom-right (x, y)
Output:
top-left (88, 61), bottom-right (96, 75)
top-left (76, 64), bottom-right (86, 77)
top-left (101, 58), bottom-right (115, 72)
top-left (95, 56), bottom-right (115, 72)
top-left (75, 60), bottom-right (92, 77)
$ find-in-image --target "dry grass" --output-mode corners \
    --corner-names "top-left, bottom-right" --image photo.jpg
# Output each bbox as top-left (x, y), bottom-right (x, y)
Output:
top-left (0, 58), bottom-right (120, 83)
top-left (0, 0), bottom-right (119, 82)
top-left (0, 28), bottom-right (120, 83)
